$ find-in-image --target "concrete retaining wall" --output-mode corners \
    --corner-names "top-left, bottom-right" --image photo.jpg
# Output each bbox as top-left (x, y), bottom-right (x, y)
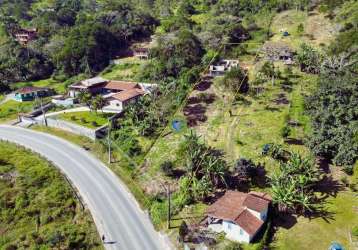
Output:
top-left (36, 117), bottom-right (98, 140)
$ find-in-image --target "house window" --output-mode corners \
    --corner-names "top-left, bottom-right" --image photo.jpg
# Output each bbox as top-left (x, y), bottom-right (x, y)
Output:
top-left (227, 223), bottom-right (231, 230)
top-left (116, 103), bottom-right (119, 107)
top-left (240, 229), bottom-right (243, 235)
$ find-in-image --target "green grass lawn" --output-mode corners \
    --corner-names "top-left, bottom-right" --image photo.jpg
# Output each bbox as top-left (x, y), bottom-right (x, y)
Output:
top-left (0, 141), bottom-right (102, 249)
top-left (0, 100), bottom-right (34, 123)
top-left (57, 111), bottom-right (112, 129)
top-left (272, 191), bottom-right (358, 250)
top-left (12, 78), bottom-right (67, 94)
top-left (101, 57), bottom-right (144, 81)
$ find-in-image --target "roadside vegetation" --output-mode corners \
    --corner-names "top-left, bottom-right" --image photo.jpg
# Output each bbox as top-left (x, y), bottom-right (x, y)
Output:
top-left (0, 141), bottom-right (102, 249)
top-left (1, 0), bottom-right (357, 249)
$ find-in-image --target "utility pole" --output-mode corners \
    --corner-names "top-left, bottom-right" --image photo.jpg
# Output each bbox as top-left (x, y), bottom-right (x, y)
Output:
top-left (107, 118), bottom-right (111, 164)
top-left (36, 93), bottom-right (47, 126)
top-left (166, 183), bottom-right (171, 229)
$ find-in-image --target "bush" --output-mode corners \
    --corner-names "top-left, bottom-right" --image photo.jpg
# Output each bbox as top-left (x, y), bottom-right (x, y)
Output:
top-left (160, 161), bottom-right (174, 177)
top-left (352, 226), bottom-right (358, 237)
top-left (80, 118), bottom-right (86, 123)
top-left (70, 116), bottom-right (76, 121)
top-left (297, 23), bottom-right (304, 34)
top-left (91, 121), bottom-right (98, 127)
top-left (280, 125), bottom-right (290, 138)
top-left (343, 165), bottom-right (354, 175)
top-left (340, 176), bottom-right (349, 187)
top-left (224, 241), bottom-right (242, 250)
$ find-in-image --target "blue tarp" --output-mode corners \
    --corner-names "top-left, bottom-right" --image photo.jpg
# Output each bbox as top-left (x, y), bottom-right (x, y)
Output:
top-left (172, 120), bottom-right (182, 132)
top-left (329, 242), bottom-right (345, 250)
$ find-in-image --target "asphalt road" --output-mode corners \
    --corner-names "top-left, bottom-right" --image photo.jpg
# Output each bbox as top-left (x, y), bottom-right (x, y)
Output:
top-left (0, 125), bottom-right (167, 250)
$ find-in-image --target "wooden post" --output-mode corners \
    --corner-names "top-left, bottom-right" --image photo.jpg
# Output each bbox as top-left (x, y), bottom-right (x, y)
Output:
top-left (108, 118), bottom-right (111, 164)
top-left (167, 184), bottom-right (171, 229)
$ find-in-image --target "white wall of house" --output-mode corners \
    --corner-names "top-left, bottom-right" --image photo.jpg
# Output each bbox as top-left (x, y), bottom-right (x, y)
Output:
top-left (108, 99), bottom-right (123, 111)
top-left (69, 89), bottom-right (78, 98)
top-left (208, 220), bottom-right (251, 243)
top-left (223, 220), bottom-right (251, 243)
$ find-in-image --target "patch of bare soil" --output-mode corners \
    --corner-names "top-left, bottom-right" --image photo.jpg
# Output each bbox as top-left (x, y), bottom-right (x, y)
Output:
top-left (305, 12), bottom-right (337, 45)
top-left (183, 78), bottom-right (217, 127)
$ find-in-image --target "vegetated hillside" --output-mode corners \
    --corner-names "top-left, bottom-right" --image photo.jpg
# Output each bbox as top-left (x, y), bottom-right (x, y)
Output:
top-left (0, 141), bottom-right (102, 249)
top-left (0, 0), bottom-right (357, 250)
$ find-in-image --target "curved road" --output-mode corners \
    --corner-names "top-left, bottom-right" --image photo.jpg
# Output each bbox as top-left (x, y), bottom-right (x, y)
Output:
top-left (0, 125), bottom-right (167, 250)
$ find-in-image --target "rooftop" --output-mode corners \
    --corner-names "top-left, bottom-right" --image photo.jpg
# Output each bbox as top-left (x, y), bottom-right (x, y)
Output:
top-left (111, 88), bottom-right (145, 102)
top-left (81, 77), bottom-right (108, 87)
top-left (207, 190), bottom-right (271, 236)
top-left (16, 86), bottom-right (49, 94)
top-left (104, 80), bottom-right (140, 91)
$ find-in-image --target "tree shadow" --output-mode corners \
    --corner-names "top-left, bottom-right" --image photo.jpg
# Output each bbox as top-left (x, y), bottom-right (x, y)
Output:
top-left (252, 164), bottom-right (269, 188)
top-left (273, 93), bottom-right (289, 105)
top-left (172, 169), bottom-right (186, 179)
top-left (198, 93), bottom-right (216, 104)
top-left (183, 102), bottom-right (209, 127)
top-left (284, 138), bottom-right (304, 145)
top-left (187, 96), bottom-right (201, 105)
top-left (314, 175), bottom-right (344, 198)
top-left (264, 105), bottom-right (281, 112)
top-left (195, 80), bottom-right (212, 91)
top-left (316, 157), bottom-right (331, 174)
top-left (272, 212), bottom-right (298, 230)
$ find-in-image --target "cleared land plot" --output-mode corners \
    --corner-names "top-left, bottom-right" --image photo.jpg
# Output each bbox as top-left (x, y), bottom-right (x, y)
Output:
top-left (101, 57), bottom-right (144, 81)
top-left (270, 10), bottom-right (336, 50)
top-left (0, 141), bottom-right (102, 249)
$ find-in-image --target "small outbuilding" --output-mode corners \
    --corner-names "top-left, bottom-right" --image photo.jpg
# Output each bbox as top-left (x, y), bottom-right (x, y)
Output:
top-left (133, 47), bottom-right (149, 60)
top-left (14, 86), bottom-right (53, 102)
top-left (209, 60), bottom-right (239, 77)
top-left (15, 28), bottom-right (37, 46)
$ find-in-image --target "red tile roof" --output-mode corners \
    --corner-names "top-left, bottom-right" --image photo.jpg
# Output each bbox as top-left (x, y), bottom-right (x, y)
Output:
top-left (206, 190), bottom-right (271, 236)
top-left (104, 81), bottom-right (140, 91)
top-left (207, 191), bottom-right (247, 221)
top-left (234, 209), bottom-right (264, 236)
top-left (243, 193), bottom-right (271, 212)
top-left (16, 86), bottom-right (49, 94)
top-left (112, 88), bottom-right (145, 102)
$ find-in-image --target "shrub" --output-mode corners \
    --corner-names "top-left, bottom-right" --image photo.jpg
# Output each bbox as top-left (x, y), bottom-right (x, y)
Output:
top-left (91, 121), bottom-right (98, 127)
top-left (352, 226), bottom-right (358, 237)
top-left (340, 176), bottom-right (349, 187)
top-left (160, 161), bottom-right (174, 177)
top-left (297, 23), bottom-right (304, 34)
top-left (80, 118), bottom-right (86, 123)
top-left (70, 116), bottom-right (76, 121)
top-left (224, 241), bottom-right (242, 250)
top-left (281, 125), bottom-right (290, 138)
top-left (343, 165), bottom-right (354, 175)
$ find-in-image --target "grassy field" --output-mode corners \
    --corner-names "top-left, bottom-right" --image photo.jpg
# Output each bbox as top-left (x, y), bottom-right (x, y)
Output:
top-left (57, 111), bottom-right (112, 129)
top-left (101, 57), bottom-right (144, 81)
top-left (0, 141), bottom-right (102, 249)
top-left (0, 100), bottom-right (34, 123)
